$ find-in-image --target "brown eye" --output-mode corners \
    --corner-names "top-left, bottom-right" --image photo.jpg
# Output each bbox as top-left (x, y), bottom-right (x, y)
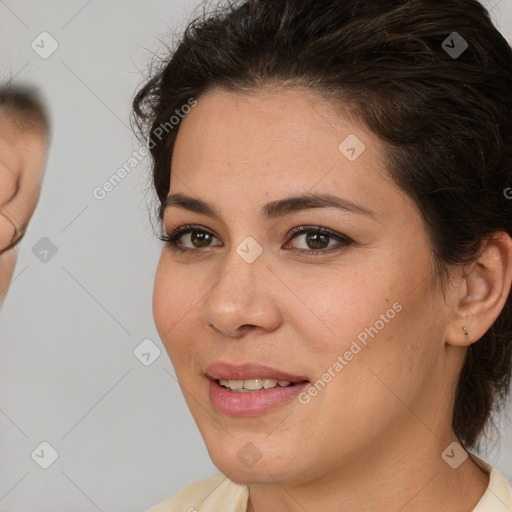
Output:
top-left (285, 226), bottom-right (354, 255)
top-left (304, 232), bottom-right (330, 250)
top-left (159, 225), bottom-right (222, 253)
top-left (189, 230), bottom-right (214, 248)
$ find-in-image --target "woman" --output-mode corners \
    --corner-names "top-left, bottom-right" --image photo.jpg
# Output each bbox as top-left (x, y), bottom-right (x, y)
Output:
top-left (0, 85), bottom-right (49, 305)
top-left (133, 0), bottom-right (512, 510)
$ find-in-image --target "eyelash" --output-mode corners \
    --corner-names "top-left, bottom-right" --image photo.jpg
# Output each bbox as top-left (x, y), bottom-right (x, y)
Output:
top-left (158, 224), bottom-right (354, 257)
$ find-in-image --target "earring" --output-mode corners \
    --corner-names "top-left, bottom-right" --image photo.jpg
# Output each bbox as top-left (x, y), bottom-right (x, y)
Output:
top-left (463, 326), bottom-right (471, 343)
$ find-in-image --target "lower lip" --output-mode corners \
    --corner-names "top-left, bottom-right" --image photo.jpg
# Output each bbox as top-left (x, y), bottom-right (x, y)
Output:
top-left (209, 379), bottom-right (309, 416)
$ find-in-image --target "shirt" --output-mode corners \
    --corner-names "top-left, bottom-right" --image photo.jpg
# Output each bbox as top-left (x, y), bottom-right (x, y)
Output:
top-left (145, 456), bottom-right (512, 512)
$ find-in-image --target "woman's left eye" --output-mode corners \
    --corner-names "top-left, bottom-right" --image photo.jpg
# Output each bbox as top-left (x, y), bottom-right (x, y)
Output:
top-left (284, 226), bottom-right (354, 255)
top-left (159, 224), bottom-right (353, 256)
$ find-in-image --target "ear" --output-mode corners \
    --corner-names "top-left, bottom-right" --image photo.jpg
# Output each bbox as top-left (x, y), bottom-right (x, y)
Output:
top-left (446, 232), bottom-right (512, 347)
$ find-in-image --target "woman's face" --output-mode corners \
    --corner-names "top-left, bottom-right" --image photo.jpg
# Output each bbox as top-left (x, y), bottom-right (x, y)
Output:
top-left (153, 87), bottom-right (460, 485)
top-left (0, 114), bottom-right (47, 305)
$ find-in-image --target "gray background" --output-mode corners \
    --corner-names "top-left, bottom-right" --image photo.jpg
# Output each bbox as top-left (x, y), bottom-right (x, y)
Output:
top-left (0, 1), bottom-right (511, 511)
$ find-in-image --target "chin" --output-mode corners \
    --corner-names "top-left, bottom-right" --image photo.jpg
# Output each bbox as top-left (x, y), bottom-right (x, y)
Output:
top-left (206, 439), bottom-right (303, 485)
top-left (214, 460), bottom-right (296, 486)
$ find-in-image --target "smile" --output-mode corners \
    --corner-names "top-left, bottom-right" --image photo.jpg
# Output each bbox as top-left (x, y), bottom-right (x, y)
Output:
top-left (217, 378), bottom-right (294, 391)
top-left (206, 362), bottom-right (310, 416)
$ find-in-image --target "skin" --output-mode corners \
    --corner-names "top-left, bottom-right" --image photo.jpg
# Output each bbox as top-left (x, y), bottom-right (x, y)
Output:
top-left (0, 111), bottom-right (47, 305)
top-left (153, 87), bottom-right (512, 512)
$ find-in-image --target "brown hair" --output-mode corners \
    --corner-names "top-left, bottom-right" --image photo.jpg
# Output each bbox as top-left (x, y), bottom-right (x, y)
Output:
top-left (0, 84), bottom-right (49, 131)
top-left (132, 0), bottom-right (512, 451)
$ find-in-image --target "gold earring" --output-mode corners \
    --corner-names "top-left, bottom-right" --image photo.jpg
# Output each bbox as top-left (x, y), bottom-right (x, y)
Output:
top-left (463, 326), bottom-right (471, 343)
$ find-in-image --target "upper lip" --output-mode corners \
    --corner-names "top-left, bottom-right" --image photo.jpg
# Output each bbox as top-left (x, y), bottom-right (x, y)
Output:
top-left (206, 362), bottom-right (309, 382)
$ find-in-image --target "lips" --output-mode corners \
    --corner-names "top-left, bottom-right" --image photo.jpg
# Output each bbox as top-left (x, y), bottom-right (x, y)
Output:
top-left (206, 361), bottom-right (309, 383)
top-left (206, 362), bottom-right (310, 416)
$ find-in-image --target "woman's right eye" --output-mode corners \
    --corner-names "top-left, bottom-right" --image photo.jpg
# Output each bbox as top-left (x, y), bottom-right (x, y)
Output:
top-left (159, 225), bottom-right (222, 254)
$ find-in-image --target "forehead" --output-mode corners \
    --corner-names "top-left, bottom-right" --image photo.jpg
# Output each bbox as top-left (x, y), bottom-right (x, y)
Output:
top-left (172, 87), bottom-right (385, 183)
top-left (176, 86), bottom-right (359, 151)
top-left (166, 87), bottom-right (412, 226)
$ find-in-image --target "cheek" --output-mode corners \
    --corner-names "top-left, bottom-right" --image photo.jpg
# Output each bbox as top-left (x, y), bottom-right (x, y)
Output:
top-left (152, 258), bottom-right (203, 363)
top-left (154, 257), bottom-right (193, 328)
top-left (0, 139), bottom-right (20, 205)
top-left (300, 250), bottom-right (440, 395)
top-left (0, 250), bottom-right (17, 305)
top-left (317, 274), bottom-right (443, 422)
top-left (152, 262), bottom-right (173, 338)
top-left (0, 168), bottom-right (17, 205)
top-left (295, 266), bottom-right (400, 358)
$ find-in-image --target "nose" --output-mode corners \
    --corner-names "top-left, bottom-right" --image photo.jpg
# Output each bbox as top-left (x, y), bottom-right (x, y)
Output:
top-left (200, 246), bottom-right (283, 339)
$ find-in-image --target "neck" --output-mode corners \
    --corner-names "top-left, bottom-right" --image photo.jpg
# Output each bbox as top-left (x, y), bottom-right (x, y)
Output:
top-left (246, 435), bottom-right (489, 512)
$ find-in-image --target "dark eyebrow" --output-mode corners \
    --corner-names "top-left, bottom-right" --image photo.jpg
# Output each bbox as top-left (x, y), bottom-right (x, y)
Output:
top-left (160, 192), bottom-right (376, 220)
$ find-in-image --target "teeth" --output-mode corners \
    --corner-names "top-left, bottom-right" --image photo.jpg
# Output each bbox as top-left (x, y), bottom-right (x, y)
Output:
top-left (262, 378), bottom-right (278, 389)
top-left (228, 380), bottom-right (244, 390)
top-left (218, 378), bottom-right (293, 391)
top-left (243, 378), bottom-right (263, 390)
